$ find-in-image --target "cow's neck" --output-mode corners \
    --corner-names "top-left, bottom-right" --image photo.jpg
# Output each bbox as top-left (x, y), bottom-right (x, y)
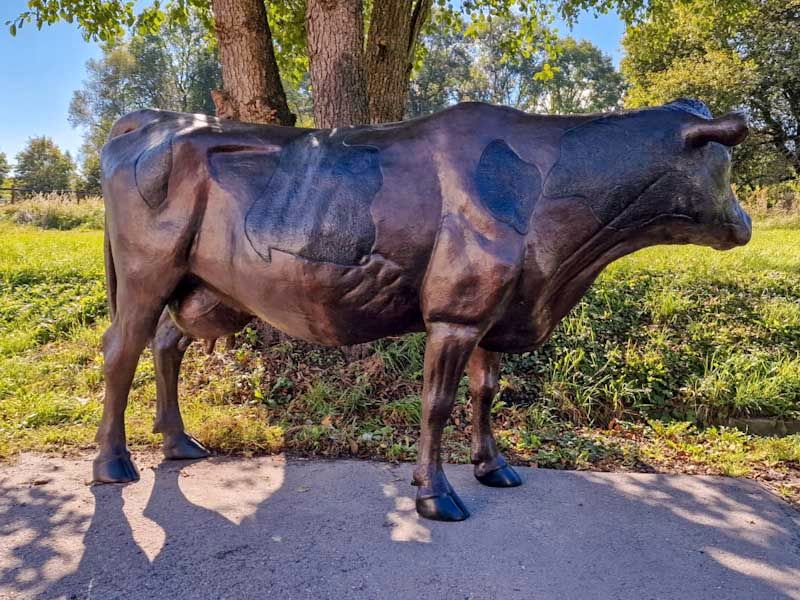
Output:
top-left (527, 206), bottom-right (673, 343)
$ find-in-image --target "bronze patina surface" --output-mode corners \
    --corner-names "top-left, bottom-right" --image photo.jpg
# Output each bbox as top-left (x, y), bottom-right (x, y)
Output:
top-left (96, 99), bottom-right (750, 521)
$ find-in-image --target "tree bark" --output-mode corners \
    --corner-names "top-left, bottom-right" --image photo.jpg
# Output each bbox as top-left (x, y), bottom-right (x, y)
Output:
top-left (306, 0), bottom-right (369, 127)
top-left (210, 0), bottom-right (295, 126)
top-left (366, 0), bottom-right (432, 123)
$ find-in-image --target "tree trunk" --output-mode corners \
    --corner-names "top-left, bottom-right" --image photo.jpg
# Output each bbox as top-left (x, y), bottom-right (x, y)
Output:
top-left (210, 0), bottom-right (295, 126)
top-left (306, 0), bottom-right (369, 128)
top-left (366, 0), bottom-right (432, 123)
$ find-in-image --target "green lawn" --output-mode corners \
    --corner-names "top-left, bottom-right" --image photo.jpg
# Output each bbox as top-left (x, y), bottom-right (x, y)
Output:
top-left (0, 213), bottom-right (798, 504)
top-left (0, 225), bottom-right (106, 355)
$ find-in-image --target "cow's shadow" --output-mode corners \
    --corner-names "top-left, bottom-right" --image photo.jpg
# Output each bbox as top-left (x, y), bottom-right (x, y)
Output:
top-left (51, 457), bottom-right (289, 599)
top-left (2, 456), bottom-right (800, 599)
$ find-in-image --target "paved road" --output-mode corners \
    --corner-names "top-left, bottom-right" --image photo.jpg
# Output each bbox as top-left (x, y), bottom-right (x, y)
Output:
top-left (1, 453), bottom-right (799, 599)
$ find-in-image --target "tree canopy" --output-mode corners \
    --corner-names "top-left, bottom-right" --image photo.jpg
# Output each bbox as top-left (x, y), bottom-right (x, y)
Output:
top-left (410, 14), bottom-right (623, 117)
top-left (13, 137), bottom-right (76, 193)
top-left (622, 0), bottom-right (800, 184)
top-left (8, 0), bottom-right (593, 128)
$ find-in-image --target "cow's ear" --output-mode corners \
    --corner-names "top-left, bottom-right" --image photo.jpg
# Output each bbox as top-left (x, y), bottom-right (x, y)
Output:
top-left (683, 112), bottom-right (749, 148)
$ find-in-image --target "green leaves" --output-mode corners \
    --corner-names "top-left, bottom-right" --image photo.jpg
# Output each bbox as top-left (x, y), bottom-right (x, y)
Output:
top-left (411, 13), bottom-right (622, 115)
top-left (532, 61), bottom-right (555, 80)
top-left (7, 1), bottom-right (137, 42)
top-left (622, 0), bottom-right (800, 186)
top-left (268, 1), bottom-right (308, 88)
top-left (13, 137), bottom-right (76, 193)
top-left (624, 49), bottom-right (758, 115)
top-left (6, 0), bottom-right (215, 43)
top-left (0, 153), bottom-right (9, 185)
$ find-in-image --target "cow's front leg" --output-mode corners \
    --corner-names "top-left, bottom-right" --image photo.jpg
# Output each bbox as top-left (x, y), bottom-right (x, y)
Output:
top-left (412, 323), bottom-right (480, 521)
top-left (467, 348), bottom-right (521, 487)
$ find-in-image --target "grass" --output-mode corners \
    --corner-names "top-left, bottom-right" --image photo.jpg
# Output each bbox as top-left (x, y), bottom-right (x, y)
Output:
top-left (0, 203), bottom-right (798, 506)
top-left (511, 220), bottom-right (800, 425)
top-left (0, 223), bottom-right (106, 355)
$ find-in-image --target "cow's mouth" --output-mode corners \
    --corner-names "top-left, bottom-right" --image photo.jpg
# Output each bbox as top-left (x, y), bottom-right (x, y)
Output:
top-left (712, 216), bottom-right (752, 249)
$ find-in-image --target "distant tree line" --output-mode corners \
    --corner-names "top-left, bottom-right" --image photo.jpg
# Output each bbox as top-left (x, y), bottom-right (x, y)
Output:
top-left (409, 15), bottom-right (624, 116)
top-left (13, 138), bottom-right (76, 193)
top-left (0, 138), bottom-right (76, 199)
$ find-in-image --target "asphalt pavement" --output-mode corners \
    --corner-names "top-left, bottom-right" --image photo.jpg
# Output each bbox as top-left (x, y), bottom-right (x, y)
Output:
top-left (1, 452), bottom-right (798, 599)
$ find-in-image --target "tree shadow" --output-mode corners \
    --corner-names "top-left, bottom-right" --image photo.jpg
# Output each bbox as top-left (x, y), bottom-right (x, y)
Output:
top-left (1, 456), bottom-right (799, 599)
top-left (0, 471), bottom-right (89, 596)
top-left (574, 471), bottom-right (800, 595)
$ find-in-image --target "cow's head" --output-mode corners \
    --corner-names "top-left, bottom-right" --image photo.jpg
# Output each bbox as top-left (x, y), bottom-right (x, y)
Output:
top-left (544, 98), bottom-right (752, 250)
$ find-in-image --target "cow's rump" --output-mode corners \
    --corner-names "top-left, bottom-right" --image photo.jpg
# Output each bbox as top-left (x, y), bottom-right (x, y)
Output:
top-left (244, 131), bottom-right (383, 266)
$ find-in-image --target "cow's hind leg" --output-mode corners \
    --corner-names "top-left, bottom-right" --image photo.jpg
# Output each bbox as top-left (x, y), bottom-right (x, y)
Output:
top-left (412, 323), bottom-right (481, 521)
top-left (93, 277), bottom-right (182, 483)
top-left (152, 310), bottom-right (209, 460)
top-left (467, 348), bottom-right (521, 487)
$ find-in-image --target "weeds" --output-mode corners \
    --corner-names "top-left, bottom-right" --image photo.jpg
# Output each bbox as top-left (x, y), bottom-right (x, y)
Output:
top-left (0, 194), bottom-right (104, 230)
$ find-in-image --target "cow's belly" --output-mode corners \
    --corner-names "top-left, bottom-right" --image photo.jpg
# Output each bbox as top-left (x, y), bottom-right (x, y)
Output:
top-left (251, 250), bottom-right (425, 345)
top-left (195, 249), bottom-right (424, 346)
top-left (480, 302), bottom-right (554, 353)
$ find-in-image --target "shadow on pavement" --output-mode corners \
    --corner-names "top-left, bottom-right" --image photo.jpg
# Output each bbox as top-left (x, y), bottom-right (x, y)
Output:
top-left (1, 454), bottom-right (799, 599)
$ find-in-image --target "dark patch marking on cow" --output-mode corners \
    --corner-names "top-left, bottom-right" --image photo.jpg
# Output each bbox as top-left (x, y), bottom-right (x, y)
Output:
top-left (245, 133), bottom-right (382, 265)
top-left (134, 135), bottom-right (172, 209)
top-left (474, 140), bottom-right (541, 234)
top-left (544, 111), bottom-right (679, 227)
top-left (209, 146), bottom-right (282, 195)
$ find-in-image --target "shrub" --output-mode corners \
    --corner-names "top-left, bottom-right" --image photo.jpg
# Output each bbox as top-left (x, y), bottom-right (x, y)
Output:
top-left (739, 179), bottom-right (800, 217)
top-left (0, 194), bottom-right (104, 230)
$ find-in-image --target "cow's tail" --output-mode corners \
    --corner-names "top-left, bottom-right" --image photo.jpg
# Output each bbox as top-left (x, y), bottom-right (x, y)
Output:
top-left (104, 223), bottom-right (117, 321)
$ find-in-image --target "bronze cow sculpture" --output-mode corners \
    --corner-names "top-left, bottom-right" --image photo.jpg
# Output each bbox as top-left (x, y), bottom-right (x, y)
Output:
top-left (96, 99), bottom-right (750, 521)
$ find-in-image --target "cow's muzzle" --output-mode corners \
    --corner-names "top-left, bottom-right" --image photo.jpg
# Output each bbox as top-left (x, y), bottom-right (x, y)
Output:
top-left (713, 200), bottom-right (752, 250)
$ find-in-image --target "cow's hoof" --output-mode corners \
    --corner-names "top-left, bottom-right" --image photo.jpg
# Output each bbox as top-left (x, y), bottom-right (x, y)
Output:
top-left (92, 452), bottom-right (140, 483)
top-left (163, 433), bottom-right (210, 460)
top-left (416, 491), bottom-right (470, 522)
top-left (475, 464), bottom-right (522, 488)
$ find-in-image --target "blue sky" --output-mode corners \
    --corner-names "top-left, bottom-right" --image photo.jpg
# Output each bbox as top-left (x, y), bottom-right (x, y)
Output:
top-left (0, 1), bottom-right (624, 165)
top-left (554, 10), bottom-right (624, 65)
top-left (0, 0), bottom-right (101, 165)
